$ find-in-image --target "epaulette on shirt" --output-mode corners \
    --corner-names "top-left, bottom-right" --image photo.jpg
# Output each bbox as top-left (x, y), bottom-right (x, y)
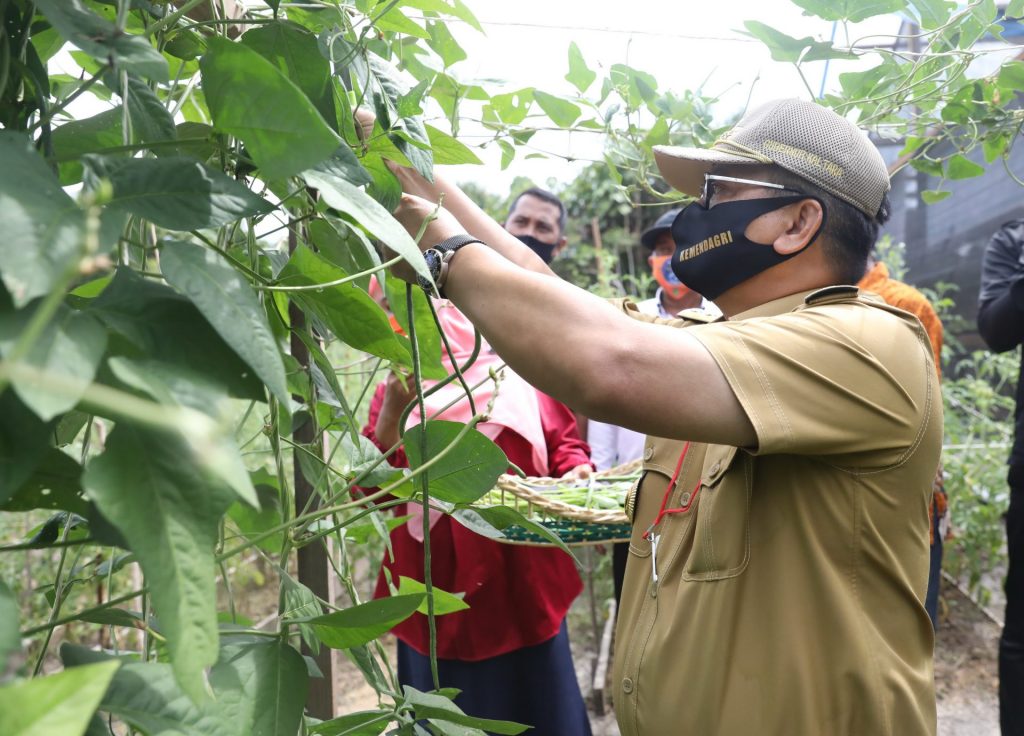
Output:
top-left (804, 284), bottom-right (860, 306)
top-left (677, 307), bottom-right (722, 323)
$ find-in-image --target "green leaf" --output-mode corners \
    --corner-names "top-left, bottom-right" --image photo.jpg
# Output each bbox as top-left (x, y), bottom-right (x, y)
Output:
top-left (0, 392), bottom-right (54, 503)
top-left (396, 577), bottom-right (469, 615)
top-left (208, 639), bottom-right (309, 736)
top-left (0, 447), bottom-right (88, 516)
top-left (77, 608), bottom-right (145, 628)
top-left (453, 506), bottom-right (576, 561)
top-left (201, 36), bottom-right (340, 180)
top-left (312, 145), bottom-right (374, 187)
top-left (403, 421), bottom-right (508, 504)
top-left (400, 0), bottom-right (483, 32)
top-left (533, 91), bottom-right (582, 128)
top-left (946, 154), bottom-right (985, 180)
top-left (426, 125), bottom-right (482, 165)
top-left (340, 431), bottom-right (400, 486)
top-left (306, 594), bottom-right (425, 649)
top-left (125, 77), bottom-right (177, 150)
top-left (61, 646), bottom-right (233, 736)
top-left (301, 170), bottom-right (431, 281)
top-left (403, 687), bottom-right (529, 735)
top-left (1009, 0), bottom-right (1024, 16)
top-left (485, 89), bottom-right (534, 126)
top-left (308, 711), bottom-right (391, 736)
top-left (921, 189), bottom-right (951, 204)
top-left (907, 0), bottom-right (957, 28)
top-left (566, 41), bottom-right (597, 93)
top-left (228, 478), bottom-right (284, 554)
top-left (384, 273), bottom-right (445, 380)
top-left (983, 133), bottom-right (1011, 164)
top-left (281, 573), bottom-right (323, 653)
top-left (89, 269), bottom-right (266, 401)
top-left (51, 108), bottom-right (125, 185)
top-left (241, 21), bottom-right (336, 128)
top-left (0, 661), bottom-right (120, 736)
top-left (278, 244), bottom-right (412, 365)
top-left (0, 131), bottom-right (85, 307)
top-left (0, 305), bottom-right (107, 421)
top-left (82, 426), bottom-right (242, 701)
top-left (34, 0), bottom-right (167, 80)
top-left (308, 218), bottom-right (378, 291)
top-left (62, 639), bottom-right (307, 736)
top-left (161, 241), bottom-right (287, 405)
top-left (498, 139), bottom-right (515, 170)
top-left (789, 0), bottom-right (907, 21)
top-left (426, 20), bottom-right (467, 67)
top-left (85, 155), bottom-right (273, 231)
top-left (0, 581), bottom-right (19, 672)
top-left (343, 514), bottom-right (411, 545)
top-left (742, 21), bottom-right (858, 63)
top-left (374, 8), bottom-right (431, 38)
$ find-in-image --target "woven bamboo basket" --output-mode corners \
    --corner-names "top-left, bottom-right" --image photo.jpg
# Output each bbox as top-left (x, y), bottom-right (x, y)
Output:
top-left (477, 460), bottom-right (642, 546)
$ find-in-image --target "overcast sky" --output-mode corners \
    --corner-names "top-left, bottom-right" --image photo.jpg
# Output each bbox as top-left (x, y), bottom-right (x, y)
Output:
top-left (439, 0), bottom-right (903, 191)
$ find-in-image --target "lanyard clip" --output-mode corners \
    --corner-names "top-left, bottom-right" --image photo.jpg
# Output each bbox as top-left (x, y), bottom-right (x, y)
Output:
top-left (650, 532), bottom-right (660, 585)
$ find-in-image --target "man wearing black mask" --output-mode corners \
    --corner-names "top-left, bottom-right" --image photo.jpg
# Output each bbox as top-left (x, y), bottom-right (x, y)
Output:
top-left (379, 98), bottom-right (941, 735)
top-left (503, 187), bottom-right (567, 264)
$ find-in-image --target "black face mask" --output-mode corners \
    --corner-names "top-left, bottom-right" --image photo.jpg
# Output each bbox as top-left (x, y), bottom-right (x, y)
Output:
top-left (517, 234), bottom-right (559, 264)
top-left (670, 195), bottom-right (823, 301)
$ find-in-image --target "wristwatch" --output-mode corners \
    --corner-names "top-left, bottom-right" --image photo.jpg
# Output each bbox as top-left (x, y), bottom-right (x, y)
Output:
top-left (417, 234), bottom-right (484, 299)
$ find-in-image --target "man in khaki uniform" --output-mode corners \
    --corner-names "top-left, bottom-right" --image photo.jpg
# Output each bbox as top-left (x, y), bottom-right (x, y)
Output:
top-left (381, 99), bottom-right (941, 736)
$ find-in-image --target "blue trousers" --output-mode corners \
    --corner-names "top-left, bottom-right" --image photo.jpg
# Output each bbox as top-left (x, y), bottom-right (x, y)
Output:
top-left (397, 620), bottom-right (592, 736)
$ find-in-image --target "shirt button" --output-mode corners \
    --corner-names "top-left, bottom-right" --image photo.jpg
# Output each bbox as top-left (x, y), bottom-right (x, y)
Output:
top-left (709, 462), bottom-right (721, 475)
top-left (644, 446), bottom-right (653, 460)
top-left (680, 492), bottom-right (691, 505)
top-left (622, 677), bottom-right (634, 693)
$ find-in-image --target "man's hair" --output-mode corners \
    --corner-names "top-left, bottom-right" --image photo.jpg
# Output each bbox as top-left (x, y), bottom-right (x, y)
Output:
top-left (764, 168), bottom-right (891, 284)
top-left (507, 187), bottom-right (567, 236)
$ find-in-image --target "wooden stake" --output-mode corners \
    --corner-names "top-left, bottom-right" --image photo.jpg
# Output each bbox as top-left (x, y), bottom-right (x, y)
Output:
top-left (289, 221), bottom-right (335, 719)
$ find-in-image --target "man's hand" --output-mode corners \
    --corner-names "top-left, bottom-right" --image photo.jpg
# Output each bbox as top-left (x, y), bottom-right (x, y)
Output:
top-left (561, 464), bottom-right (593, 481)
top-left (387, 194), bottom-right (469, 284)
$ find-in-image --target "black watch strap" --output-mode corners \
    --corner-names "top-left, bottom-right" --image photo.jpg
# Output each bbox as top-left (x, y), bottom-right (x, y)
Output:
top-left (417, 234), bottom-right (484, 298)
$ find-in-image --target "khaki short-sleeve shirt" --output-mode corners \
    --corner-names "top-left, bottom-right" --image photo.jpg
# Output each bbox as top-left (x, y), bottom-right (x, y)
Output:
top-left (612, 287), bottom-right (942, 736)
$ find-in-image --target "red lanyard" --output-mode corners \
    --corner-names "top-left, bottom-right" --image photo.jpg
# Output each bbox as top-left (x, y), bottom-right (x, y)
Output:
top-left (642, 441), bottom-right (703, 541)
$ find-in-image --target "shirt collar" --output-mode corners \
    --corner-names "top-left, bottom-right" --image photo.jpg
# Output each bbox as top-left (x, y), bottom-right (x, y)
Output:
top-left (729, 290), bottom-right (819, 321)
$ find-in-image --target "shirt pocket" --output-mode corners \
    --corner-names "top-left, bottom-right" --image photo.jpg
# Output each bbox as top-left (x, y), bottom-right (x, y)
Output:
top-left (682, 445), bottom-right (752, 581)
top-left (622, 472), bottom-right (655, 556)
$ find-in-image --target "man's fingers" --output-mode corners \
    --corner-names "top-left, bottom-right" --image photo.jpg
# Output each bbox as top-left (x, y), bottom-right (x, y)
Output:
top-left (354, 107), bottom-right (375, 142)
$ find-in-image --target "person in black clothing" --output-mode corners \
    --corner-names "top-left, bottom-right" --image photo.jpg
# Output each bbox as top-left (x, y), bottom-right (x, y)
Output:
top-left (978, 219), bottom-right (1024, 736)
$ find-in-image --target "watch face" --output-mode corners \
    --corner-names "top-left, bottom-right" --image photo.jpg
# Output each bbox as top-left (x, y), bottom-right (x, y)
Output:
top-left (424, 248), bottom-right (442, 274)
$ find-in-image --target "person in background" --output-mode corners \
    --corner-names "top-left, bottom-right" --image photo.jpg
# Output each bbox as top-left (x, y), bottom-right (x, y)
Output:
top-left (503, 187), bottom-right (568, 264)
top-left (858, 254), bottom-right (946, 629)
top-left (977, 219), bottom-right (1024, 736)
top-left (587, 209), bottom-right (720, 604)
top-left (362, 301), bottom-right (594, 736)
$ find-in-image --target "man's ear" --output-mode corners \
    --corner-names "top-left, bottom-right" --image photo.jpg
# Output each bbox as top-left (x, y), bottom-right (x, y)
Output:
top-left (773, 198), bottom-right (823, 256)
top-left (553, 235), bottom-right (568, 257)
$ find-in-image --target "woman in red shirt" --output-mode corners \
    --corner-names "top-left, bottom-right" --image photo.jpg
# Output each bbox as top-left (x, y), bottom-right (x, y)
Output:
top-left (362, 301), bottom-right (593, 735)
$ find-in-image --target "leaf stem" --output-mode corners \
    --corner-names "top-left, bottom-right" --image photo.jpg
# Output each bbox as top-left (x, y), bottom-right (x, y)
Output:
top-left (406, 284), bottom-right (439, 689)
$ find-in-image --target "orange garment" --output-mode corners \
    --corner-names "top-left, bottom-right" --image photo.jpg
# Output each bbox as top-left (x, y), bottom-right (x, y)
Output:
top-left (858, 262), bottom-right (943, 376)
top-left (858, 261), bottom-right (946, 541)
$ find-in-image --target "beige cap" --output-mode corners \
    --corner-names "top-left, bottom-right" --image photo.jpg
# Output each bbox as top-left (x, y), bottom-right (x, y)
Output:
top-left (653, 98), bottom-right (891, 217)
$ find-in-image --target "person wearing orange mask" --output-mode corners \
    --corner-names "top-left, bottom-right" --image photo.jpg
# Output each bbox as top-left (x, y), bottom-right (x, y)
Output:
top-left (641, 209), bottom-right (719, 318)
top-left (588, 210), bottom-right (720, 605)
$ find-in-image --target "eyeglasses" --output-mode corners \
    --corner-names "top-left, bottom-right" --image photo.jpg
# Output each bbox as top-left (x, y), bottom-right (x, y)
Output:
top-left (699, 173), bottom-right (804, 209)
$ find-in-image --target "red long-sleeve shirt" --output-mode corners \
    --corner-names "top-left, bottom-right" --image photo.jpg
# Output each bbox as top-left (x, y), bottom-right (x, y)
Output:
top-left (363, 383), bottom-right (591, 660)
